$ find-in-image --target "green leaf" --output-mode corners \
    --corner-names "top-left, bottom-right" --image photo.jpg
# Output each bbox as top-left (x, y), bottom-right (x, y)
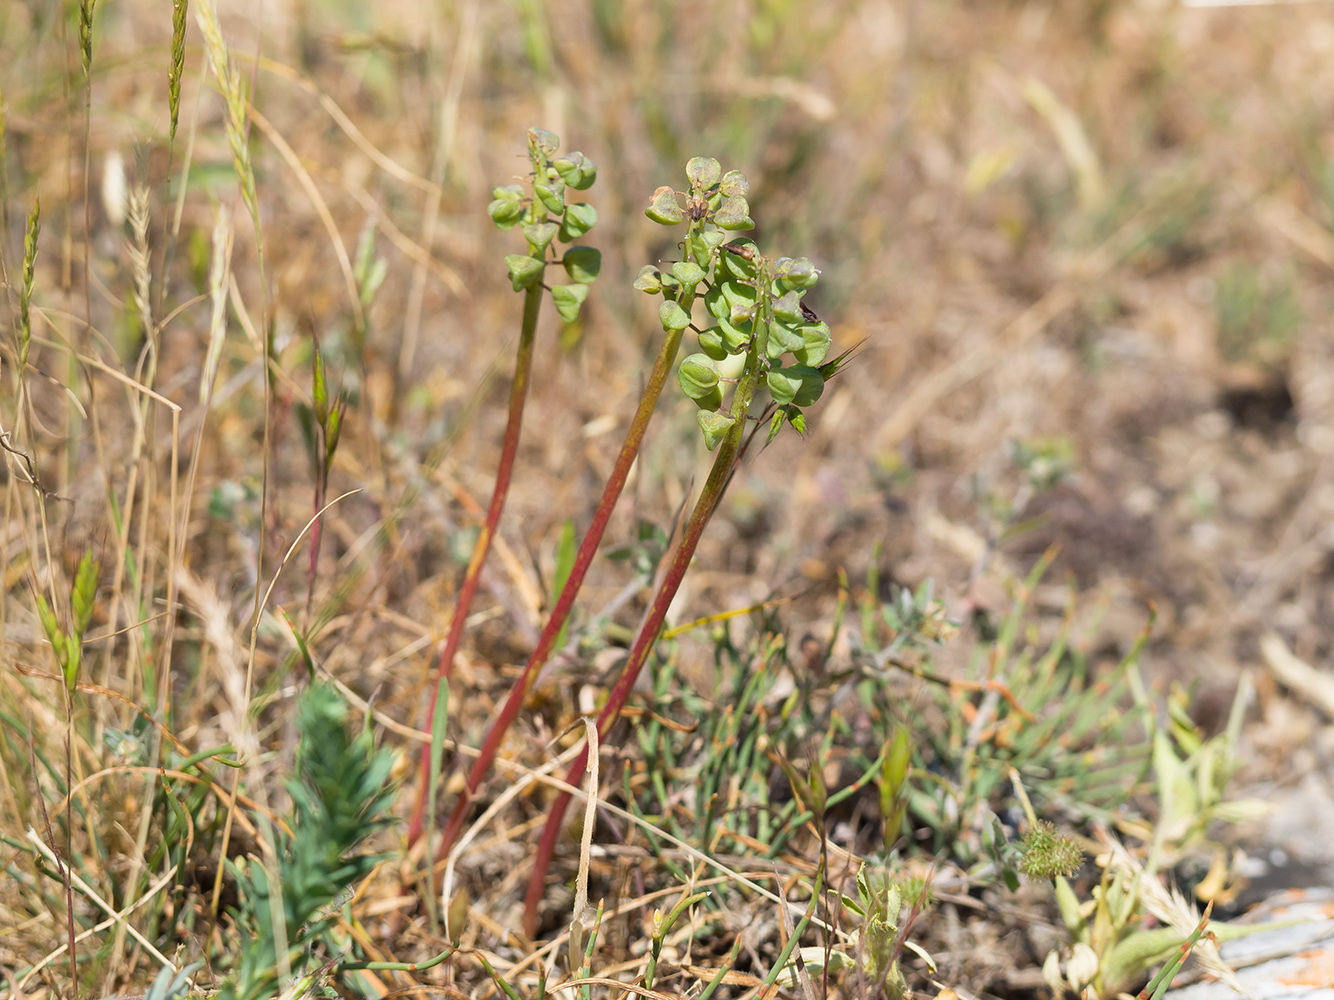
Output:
top-left (696, 410), bottom-right (736, 451)
top-left (551, 283), bottom-right (590, 323)
top-left (534, 180), bottom-right (565, 215)
top-left (646, 186), bottom-right (684, 226)
top-left (505, 254), bottom-right (546, 291)
top-left (713, 195), bottom-right (753, 231)
top-left (325, 393), bottom-right (346, 462)
top-left (678, 353), bottom-right (720, 400)
top-left (281, 607), bottom-right (316, 681)
top-left (33, 589), bottom-right (59, 644)
top-left (312, 345), bottom-right (329, 426)
top-left (671, 261), bottom-right (705, 289)
top-left (633, 265), bottom-right (662, 294)
top-left (563, 246), bottom-right (602, 284)
top-left (523, 222), bottom-right (559, 252)
top-left (71, 550), bottom-right (99, 638)
top-left (552, 520), bottom-right (577, 648)
top-left (720, 170), bottom-right (750, 197)
top-left (659, 300), bottom-right (691, 332)
top-left (560, 203), bottom-right (598, 241)
top-left (686, 156), bottom-right (721, 191)
top-left (487, 197), bottom-right (526, 230)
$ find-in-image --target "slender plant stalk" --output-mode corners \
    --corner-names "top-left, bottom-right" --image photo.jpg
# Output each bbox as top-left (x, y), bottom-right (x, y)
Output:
top-left (407, 281), bottom-right (543, 844)
top-left (522, 306), bottom-right (771, 935)
top-left (429, 320), bottom-right (688, 859)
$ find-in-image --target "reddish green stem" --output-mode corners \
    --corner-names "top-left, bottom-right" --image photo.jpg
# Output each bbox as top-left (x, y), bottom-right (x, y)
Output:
top-left (433, 323), bottom-right (687, 864)
top-left (521, 302), bottom-right (770, 934)
top-left (407, 281), bottom-right (543, 848)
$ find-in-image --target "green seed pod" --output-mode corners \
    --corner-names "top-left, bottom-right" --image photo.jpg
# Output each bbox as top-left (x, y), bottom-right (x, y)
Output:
top-left (713, 195), bottom-right (754, 231)
top-left (633, 265), bottom-right (662, 294)
top-left (772, 290), bottom-right (802, 325)
top-left (505, 254), bottom-right (546, 291)
top-left (768, 365), bottom-right (825, 407)
top-left (523, 222), bottom-right (559, 253)
top-left (672, 260), bottom-right (705, 290)
top-left (563, 246), bottom-right (601, 284)
top-left (659, 299), bottom-right (692, 332)
top-left (720, 243), bottom-right (759, 279)
top-left (793, 321), bottom-right (831, 366)
top-left (783, 257), bottom-right (819, 289)
top-left (534, 177), bottom-right (566, 215)
top-left (488, 197), bottom-right (526, 230)
top-left (697, 410), bottom-right (736, 451)
top-left (551, 283), bottom-right (590, 323)
top-left (697, 327), bottom-right (728, 361)
top-left (769, 319), bottom-right (805, 355)
top-left (686, 156), bottom-right (722, 192)
top-left (678, 352), bottom-right (720, 401)
top-left (553, 151), bottom-right (597, 190)
top-left (560, 203), bottom-right (597, 241)
top-left (646, 186), bottom-right (684, 226)
top-left (688, 229), bottom-right (731, 262)
top-left (704, 283), bottom-right (728, 320)
top-left (716, 314), bottom-right (751, 353)
top-left (492, 184), bottom-right (524, 202)
top-left (720, 170), bottom-right (750, 197)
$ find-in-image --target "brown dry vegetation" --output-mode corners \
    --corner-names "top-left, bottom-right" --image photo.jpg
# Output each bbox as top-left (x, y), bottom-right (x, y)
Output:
top-left (4, 0), bottom-right (1334, 998)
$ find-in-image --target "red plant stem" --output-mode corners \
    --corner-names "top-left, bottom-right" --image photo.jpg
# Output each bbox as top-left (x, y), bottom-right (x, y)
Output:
top-left (407, 282), bottom-right (543, 848)
top-left (432, 324), bottom-right (688, 861)
top-left (521, 263), bottom-right (773, 935)
top-left (521, 417), bottom-right (743, 935)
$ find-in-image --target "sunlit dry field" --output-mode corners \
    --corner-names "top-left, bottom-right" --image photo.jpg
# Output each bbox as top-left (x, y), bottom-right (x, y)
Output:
top-left (3, 1), bottom-right (1334, 998)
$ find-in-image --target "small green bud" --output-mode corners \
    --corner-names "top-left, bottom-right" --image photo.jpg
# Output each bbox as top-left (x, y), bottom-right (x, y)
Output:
top-left (505, 254), bottom-right (546, 291)
top-left (563, 246), bottom-right (601, 284)
top-left (523, 222), bottom-right (559, 252)
top-left (697, 410), bottom-right (736, 451)
top-left (697, 327), bottom-right (728, 361)
top-left (713, 195), bottom-right (753, 231)
top-left (659, 300), bottom-right (692, 332)
top-left (672, 260), bottom-right (705, 289)
top-left (686, 156), bottom-right (722, 191)
top-left (646, 186), bottom-right (684, 226)
top-left (560, 203), bottom-right (598, 241)
top-left (528, 127), bottom-right (560, 157)
top-left (678, 353), bottom-right (720, 400)
top-left (633, 265), bottom-right (662, 294)
top-left (551, 283), bottom-right (590, 323)
top-left (720, 170), bottom-right (750, 197)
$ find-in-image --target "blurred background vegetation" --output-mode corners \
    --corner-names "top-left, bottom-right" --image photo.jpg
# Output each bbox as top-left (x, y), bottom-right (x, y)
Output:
top-left (5, 0), bottom-right (1334, 995)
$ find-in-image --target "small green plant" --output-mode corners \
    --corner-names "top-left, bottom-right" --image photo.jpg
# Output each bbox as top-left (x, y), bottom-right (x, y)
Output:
top-left (217, 683), bottom-right (397, 1000)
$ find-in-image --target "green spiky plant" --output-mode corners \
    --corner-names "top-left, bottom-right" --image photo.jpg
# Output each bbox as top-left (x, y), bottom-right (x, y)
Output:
top-left (216, 684), bottom-right (396, 1000)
